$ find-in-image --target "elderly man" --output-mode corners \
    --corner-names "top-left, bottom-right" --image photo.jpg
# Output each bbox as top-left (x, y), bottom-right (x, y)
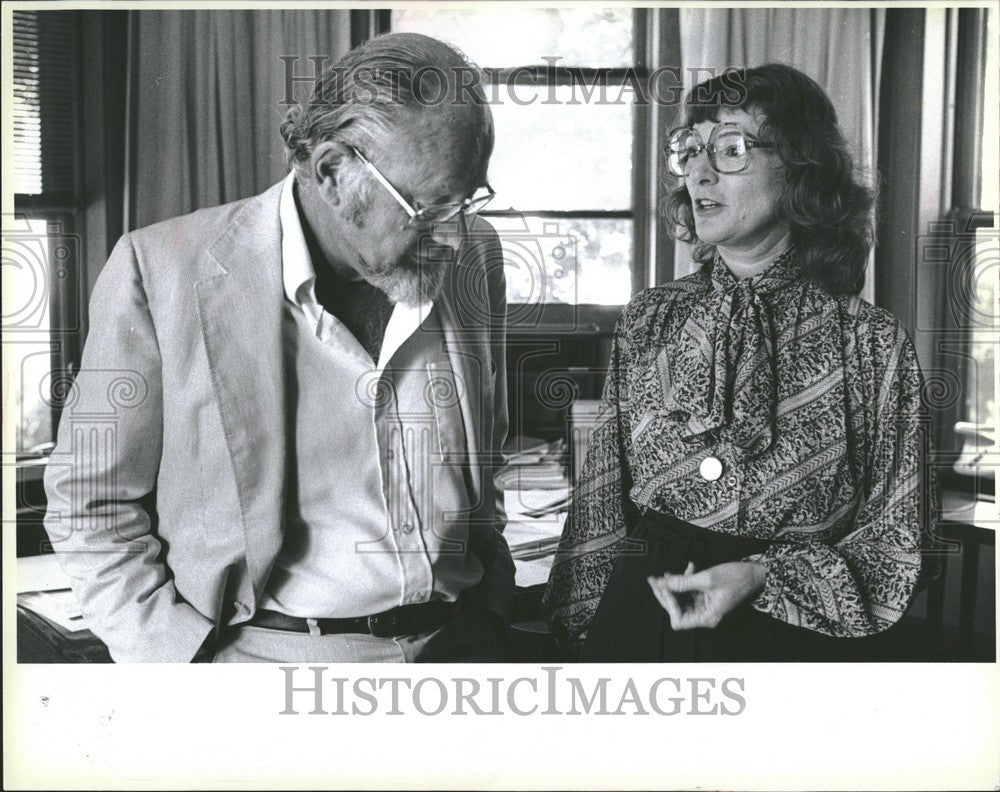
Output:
top-left (43, 33), bottom-right (514, 662)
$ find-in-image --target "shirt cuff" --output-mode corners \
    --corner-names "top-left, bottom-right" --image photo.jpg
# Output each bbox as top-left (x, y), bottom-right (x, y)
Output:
top-left (743, 552), bottom-right (780, 614)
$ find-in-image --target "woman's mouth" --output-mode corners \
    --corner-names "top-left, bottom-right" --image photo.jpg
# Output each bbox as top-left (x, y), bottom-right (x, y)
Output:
top-left (694, 198), bottom-right (724, 214)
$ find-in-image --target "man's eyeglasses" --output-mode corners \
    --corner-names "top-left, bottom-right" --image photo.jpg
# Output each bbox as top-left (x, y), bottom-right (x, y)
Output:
top-left (666, 123), bottom-right (775, 177)
top-left (351, 147), bottom-right (495, 226)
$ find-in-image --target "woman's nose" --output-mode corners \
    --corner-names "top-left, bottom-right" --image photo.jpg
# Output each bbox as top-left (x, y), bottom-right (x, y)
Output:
top-left (687, 150), bottom-right (717, 184)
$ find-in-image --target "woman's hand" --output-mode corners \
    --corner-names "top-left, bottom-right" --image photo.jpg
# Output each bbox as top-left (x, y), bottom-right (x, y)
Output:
top-left (647, 561), bottom-right (766, 630)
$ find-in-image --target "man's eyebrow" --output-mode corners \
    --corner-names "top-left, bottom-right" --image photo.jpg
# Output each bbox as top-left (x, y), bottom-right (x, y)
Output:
top-left (425, 190), bottom-right (468, 205)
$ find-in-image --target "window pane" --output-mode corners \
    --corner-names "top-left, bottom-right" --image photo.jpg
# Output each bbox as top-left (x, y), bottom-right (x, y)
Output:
top-left (3, 217), bottom-right (53, 452)
top-left (488, 83), bottom-right (633, 212)
top-left (12, 11), bottom-right (77, 196)
top-left (966, 226), bottom-right (997, 429)
top-left (392, 8), bottom-right (634, 68)
top-left (13, 11), bottom-right (42, 194)
top-left (490, 215), bottom-right (632, 306)
top-left (981, 8), bottom-right (997, 211)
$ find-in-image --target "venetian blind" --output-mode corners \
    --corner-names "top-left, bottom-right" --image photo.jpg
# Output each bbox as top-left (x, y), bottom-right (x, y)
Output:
top-left (12, 11), bottom-right (78, 197)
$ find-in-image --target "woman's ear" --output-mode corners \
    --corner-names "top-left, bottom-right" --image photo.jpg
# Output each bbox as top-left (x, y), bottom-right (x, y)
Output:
top-left (309, 141), bottom-right (353, 207)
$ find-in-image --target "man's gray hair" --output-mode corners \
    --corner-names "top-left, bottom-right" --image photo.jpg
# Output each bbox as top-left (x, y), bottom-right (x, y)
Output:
top-left (280, 32), bottom-right (494, 183)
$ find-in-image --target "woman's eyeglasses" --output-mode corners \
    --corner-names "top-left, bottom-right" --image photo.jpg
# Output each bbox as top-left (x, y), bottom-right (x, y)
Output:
top-left (666, 123), bottom-right (775, 177)
top-left (352, 147), bottom-right (495, 226)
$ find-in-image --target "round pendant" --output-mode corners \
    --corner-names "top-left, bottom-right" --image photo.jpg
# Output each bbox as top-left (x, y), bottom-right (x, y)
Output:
top-left (699, 455), bottom-right (723, 482)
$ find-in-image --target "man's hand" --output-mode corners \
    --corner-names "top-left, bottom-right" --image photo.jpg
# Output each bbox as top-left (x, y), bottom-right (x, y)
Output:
top-left (647, 561), bottom-right (766, 630)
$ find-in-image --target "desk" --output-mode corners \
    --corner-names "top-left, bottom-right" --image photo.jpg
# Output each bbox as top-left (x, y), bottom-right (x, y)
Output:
top-left (921, 490), bottom-right (997, 661)
top-left (18, 489), bottom-right (991, 663)
top-left (17, 599), bottom-right (563, 664)
top-left (509, 586), bottom-right (567, 661)
top-left (17, 606), bottom-right (112, 663)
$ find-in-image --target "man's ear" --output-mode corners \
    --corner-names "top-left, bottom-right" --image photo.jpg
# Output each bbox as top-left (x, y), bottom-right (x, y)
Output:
top-left (309, 141), bottom-right (353, 207)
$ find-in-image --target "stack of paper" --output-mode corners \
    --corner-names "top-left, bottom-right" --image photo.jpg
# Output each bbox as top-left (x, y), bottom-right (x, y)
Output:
top-left (495, 436), bottom-right (570, 491)
top-left (18, 590), bottom-right (87, 632)
top-left (504, 485), bottom-right (571, 588)
top-left (17, 554), bottom-right (88, 633)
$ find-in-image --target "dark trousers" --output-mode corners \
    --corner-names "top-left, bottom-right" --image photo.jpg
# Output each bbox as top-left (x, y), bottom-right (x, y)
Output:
top-left (582, 509), bottom-right (876, 662)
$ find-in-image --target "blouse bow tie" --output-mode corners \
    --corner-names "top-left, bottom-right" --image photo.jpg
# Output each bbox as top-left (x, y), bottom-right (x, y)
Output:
top-left (661, 247), bottom-right (800, 459)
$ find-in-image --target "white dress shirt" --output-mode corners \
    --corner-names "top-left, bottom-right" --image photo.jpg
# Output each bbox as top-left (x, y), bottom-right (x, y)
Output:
top-left (258, 173), bottom-right (482, 618)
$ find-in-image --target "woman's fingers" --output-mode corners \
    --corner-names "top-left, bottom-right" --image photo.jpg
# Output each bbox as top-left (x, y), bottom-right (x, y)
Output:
top-left (650, 563), bottom-right (721, 629)
top-left (647, 576), bottom-right (684, 624)
top-left (651, 562), bottom-right (751, 630)
top-left (663, 569), bottom-right (712, 593)
top-left (673, 595), bottom-right (717, 630)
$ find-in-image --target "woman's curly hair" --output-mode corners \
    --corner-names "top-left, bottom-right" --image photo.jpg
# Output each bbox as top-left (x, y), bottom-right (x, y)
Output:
top-left (662, 63), bottom-right (875, 295)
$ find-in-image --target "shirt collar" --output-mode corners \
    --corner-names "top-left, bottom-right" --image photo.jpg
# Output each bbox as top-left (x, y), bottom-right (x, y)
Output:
top-left (279, 171), bottom-right (436, 371)
top-left (279, 170), bottom-right (316, 306)
top-left (710, 245), bottom-right (800, 296)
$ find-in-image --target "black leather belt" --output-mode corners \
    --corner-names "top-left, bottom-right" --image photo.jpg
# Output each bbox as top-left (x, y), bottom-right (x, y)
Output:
top-left (248, 600), bottom-right (456, 638)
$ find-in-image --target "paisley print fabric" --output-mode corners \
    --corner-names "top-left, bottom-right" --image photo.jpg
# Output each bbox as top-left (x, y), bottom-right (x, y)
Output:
top-left (543, 249), bottom-right (937, 650)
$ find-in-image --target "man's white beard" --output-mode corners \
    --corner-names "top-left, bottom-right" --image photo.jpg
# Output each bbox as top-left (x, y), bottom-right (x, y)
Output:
top-left (364, 249), bottom-right (452, 306)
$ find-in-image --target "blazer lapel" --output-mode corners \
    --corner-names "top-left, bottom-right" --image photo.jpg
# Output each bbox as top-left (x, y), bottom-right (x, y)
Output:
top-left (195, 183), bottom-right (286, 598)
top-left (437, 275), bottom-right (491, 511)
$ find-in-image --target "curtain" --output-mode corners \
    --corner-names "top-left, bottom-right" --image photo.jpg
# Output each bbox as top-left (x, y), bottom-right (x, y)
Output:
top-left (675, 8), bottom-right (885, 303)
top-left (124, 11), bottom-right (350, 230)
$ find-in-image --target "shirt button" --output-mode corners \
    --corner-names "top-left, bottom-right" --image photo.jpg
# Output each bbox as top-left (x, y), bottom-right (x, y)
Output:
top-left (386, 449), bottom-right (395, 460)
top-left (699, 456), bottom-right (723, 482)
top-left (401, 522), bottom-right (415, 534)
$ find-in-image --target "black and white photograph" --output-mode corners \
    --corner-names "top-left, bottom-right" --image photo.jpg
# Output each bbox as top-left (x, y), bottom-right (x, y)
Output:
top-left (3, 1), bottom-right (997, 789)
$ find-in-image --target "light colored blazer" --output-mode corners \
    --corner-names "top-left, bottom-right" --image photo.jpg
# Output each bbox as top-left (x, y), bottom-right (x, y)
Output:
top-left (43, 181), bottom-right (514, 662)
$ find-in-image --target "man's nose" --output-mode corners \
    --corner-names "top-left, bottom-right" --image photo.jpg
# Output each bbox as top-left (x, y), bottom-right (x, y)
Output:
top-left (428, 215), bottom-right (466, 254)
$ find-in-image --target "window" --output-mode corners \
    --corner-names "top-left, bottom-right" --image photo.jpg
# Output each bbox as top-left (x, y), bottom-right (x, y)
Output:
top-left (941, 7), bottom-right (997, 493)
top-left (5, 217), bottom-right (63, 453)
top-left (7, 10), bottom-right (83, 455)
top-left (966, 7), bottom-right (997, 433)
top-left (391, 9), bottom-right (652, 312)
top-left (12, 11), bottom-right (78, 197)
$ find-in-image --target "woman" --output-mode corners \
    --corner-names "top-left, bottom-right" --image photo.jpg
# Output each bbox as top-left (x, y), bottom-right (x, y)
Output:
top-left (542, 63), bottom-right (936, 661)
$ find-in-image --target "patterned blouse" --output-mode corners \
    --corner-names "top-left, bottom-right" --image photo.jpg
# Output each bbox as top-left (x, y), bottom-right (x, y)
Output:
top-left (543, 248), bottom-right (937, 649)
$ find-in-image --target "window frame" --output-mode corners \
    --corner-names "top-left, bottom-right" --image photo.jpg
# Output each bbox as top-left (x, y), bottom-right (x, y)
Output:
top-left (937, 8), bottom-right (995, 497)
top-left (947, 9), bottom-right (995, 497)
top-left (11, 10), bottom-right (86, 456)
top-left (376, 7), bottom-right (678, 332)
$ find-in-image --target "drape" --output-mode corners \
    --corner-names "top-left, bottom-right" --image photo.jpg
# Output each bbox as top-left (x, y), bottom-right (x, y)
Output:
top-left (124, 10), bottom-right (350, 230)
top-left (675, 8), bottom-right (885, 303)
